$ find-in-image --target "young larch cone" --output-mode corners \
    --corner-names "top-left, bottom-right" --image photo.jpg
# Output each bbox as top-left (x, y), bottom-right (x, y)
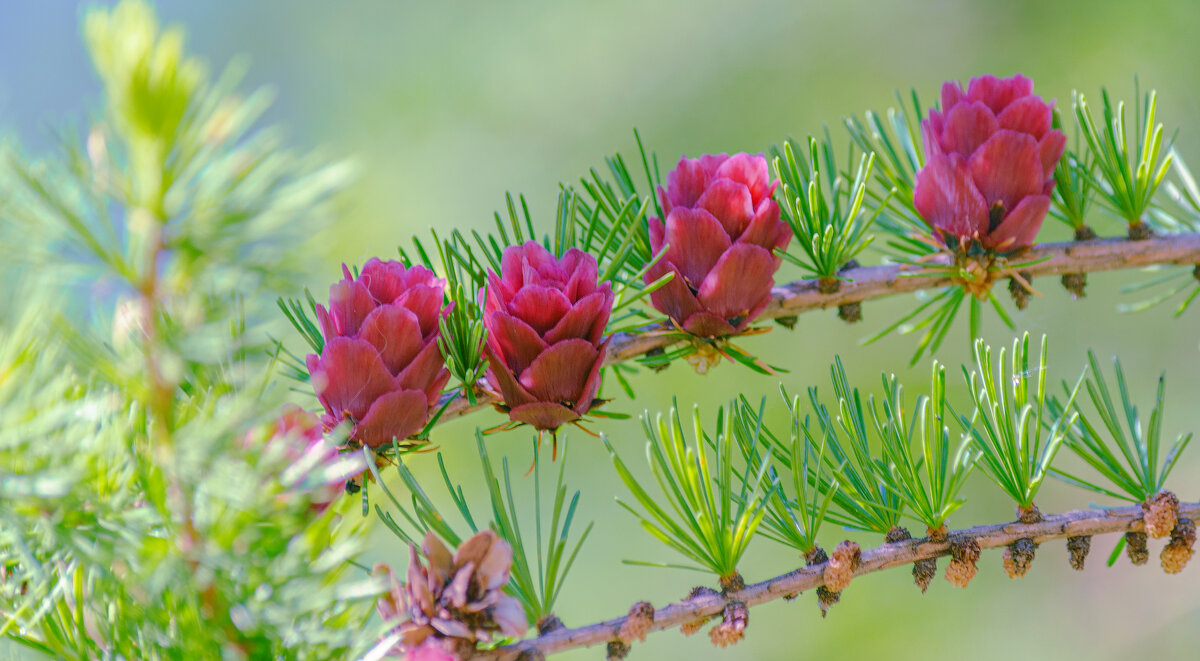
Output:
top-left (618, 601), bottom-right (655, 642)
top-left (1143, 490), bottom-right (1179, 539)
top-left (645, 153), bottom-right (792, 338)
top-left (823, 540), bottom-right (861, 593)
top-left (1002, 538), bottom-right (1038, 578)
top-left (914, 74), bottom-right (1065, 253)
top-left (376, 530), bottom-right (528, 655)
top-left (708, 600), bottom-right (748, 648)
top-left (482, 242), bottom-right (613, 432)
top-left (1066, 536), bottom-right (1092, 571)
top-left (1161, 518), bottom-right (1195, 574)
top-left (307, 259), bottom-right (451, 447)
top-left (945, 538), bottom-right (982, 588)
top-left (1125, 531), bottom-right (1150, 566)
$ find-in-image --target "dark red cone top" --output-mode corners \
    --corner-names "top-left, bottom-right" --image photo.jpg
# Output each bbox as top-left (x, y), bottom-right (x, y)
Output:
top-left (306, 259), bottom-right (451, 448)
top-left (482, 241), bottom-right (613, 432)
top-left (645, 153), bottom-right (792, 337)
top-left (915, 74), bottom-right (1066, 252)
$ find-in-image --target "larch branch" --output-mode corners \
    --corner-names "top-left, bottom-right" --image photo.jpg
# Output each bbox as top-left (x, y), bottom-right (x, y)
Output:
top-left (473, 500), bottom-right (1200, 660)
top-left (436, 233), bottom-right (1200, 425)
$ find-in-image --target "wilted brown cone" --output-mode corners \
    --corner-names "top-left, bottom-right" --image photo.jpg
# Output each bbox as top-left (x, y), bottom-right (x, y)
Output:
top-left (377, 530), bottom-right (529, 654)
top-left (1143, 491), bottom-right (1180, 539)
top-left (824, 541), bottom-right (861, 593)
top-left (606, 641), bottom-right (631, 661)
top-left (619, 602), bottom-right (655, 642)
top-left (1161, 518), bottom-right (1196, 574)
top-left (945, 538), bottom-right (982, 588)
top-left (1002, 538), bottom-right (1038, 578)
top-left (708, 600), bottom-right (748, 648)
top-left (913, 558), bottom-right (937, 593)
top-left (1066, 536), bottom-right (1092, 571)
top-left (1125, 531), bottom-right (1150, 566)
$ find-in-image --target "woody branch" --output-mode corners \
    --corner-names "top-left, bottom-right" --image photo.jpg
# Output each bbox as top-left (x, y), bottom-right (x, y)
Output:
top-left (438, 232), bottom-right (1200, 424)
top-left (473, 500), bottom-right (1200, 660)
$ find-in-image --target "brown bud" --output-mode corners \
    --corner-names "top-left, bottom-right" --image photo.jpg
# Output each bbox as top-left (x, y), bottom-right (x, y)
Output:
top-left (1161, 518), bottom-right (1196, 574)
top-left (1002, 538), bottom-right (1038, 578)
top-left (618, 602), bottom-right (654, 643)
top-left (606, 640), bottom-right (631, 660)
top-left (1143, 491), bottom-right (1179, 539)
top-left (1066, 536), bottom-right (1091, 571)
top-left (945, 538), bottom-right (982, 588)
top-left (708, 600), bottom-right (748, 648)
top-left (885, 526), bottom-right (913, 544)
top-left (837, 302), bottom-right (862, 324)
top-left (1125, 531), bottom-right (1150, 566)
top-left (1061, 273), bottom-right (1087, 298)
top-left (823, 541), bottom-right (861, 593)
top-left (913, 558), bottom-right (937, 593)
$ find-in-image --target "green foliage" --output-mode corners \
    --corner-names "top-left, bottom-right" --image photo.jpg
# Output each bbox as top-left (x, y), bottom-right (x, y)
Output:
top-left (843, 90), bottom-right (933, 257)
top-left (871, 361), bottom-right (975, 530)
top-left (1073, 84), bottom-right (1174, 228)
top-left (731, 394), bottom-right (839, 554)
top-left (1049, 110), bottom-right (1098, 232)
top-left (0, 1), bottom-right (373, 658)
top-left (606, 404), bottom-right (773, 580)
top-left (368, 433), bottom-right (592, 625)
top-left (1049, 352), bottom-right (1192, 502)
top-left (957, 334), bottom-right (1085, 509)
top-left (770, 134), bottom-right (882, 280)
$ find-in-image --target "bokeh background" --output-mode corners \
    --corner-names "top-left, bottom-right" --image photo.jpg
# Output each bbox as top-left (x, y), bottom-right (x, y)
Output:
top-left (3, 2), bottom-right (1198, 659)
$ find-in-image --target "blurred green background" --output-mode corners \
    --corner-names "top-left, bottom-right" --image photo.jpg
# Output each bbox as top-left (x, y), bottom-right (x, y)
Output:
top-left (3, 2), bottom-right (1198, 659)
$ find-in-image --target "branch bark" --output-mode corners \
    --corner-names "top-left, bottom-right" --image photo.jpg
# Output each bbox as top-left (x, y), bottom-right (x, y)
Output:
top-left (436, 233), bottom-right (1200, 424)
top-left (473, 500), bottom-right (1200, 660)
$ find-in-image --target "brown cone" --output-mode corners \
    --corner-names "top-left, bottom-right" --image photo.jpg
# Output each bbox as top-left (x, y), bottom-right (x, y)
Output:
top-left (1143, 491), bottom-right (1180, 539)
top-left (376, 530), bottom-right (529, 650)
top-left (708, 600), bottom-right (748, 648)
top-left (1067, 536), bottom-right (1091, 571)
top-left (1161, 518), bottom-right (1196, 574)
top-left (1125, 531), bottom-right (1150, 566)
top-left (1002, 538), bottom-right (1037, 578)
